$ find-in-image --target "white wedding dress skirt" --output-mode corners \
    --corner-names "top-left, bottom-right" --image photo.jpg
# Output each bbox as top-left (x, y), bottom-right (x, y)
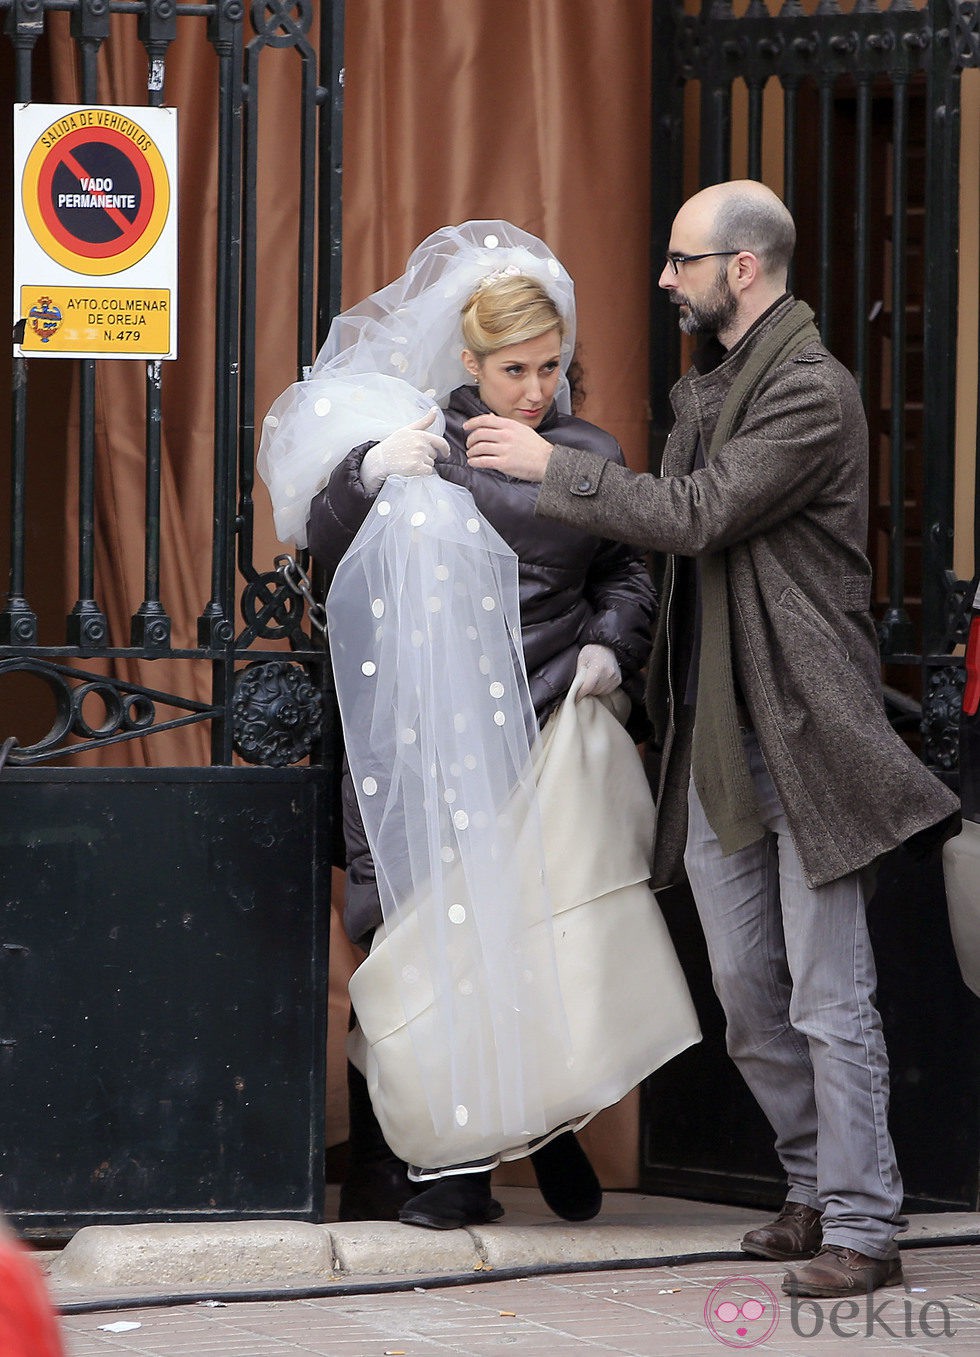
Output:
top-left (349, 673), bottom-right (701, 1176)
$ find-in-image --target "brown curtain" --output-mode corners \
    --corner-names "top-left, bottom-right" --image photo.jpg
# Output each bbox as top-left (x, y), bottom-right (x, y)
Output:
top-left (341, 0), bottom-right (653, 471)
top-left (28, 0), bottom-right (654, 1185)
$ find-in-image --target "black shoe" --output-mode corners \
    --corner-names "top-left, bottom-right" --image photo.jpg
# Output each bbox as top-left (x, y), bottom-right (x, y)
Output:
top-left (398, 1171), bottom-right (504, 1230)
top-left (530, 1131), bottom-right (602, 1221)
top-left (338, 1060), bottom-right (414, 1222)
top-left (339, 1159), bottom-right (415, 1222)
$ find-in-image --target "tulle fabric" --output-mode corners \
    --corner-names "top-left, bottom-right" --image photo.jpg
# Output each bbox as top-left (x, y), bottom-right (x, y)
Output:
top-left (259, 220), bottom-right (582, 1165)
top-left (256, 220), bottom-right (575, 546)
top-left (326, 474), bottom-right (570, 1148)
top-left (257, 373), bottom-right (443, 548)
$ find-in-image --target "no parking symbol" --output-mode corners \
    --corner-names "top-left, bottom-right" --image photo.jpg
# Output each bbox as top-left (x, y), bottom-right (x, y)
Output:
top-left (13, 104), bottom-right (177, 359)
top-left (23, 108), bottom-right (171, 275)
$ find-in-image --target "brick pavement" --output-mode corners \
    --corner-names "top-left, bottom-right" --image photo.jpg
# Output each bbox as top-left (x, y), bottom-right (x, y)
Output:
top-left (54, 1244), bottom-right (980, 1357)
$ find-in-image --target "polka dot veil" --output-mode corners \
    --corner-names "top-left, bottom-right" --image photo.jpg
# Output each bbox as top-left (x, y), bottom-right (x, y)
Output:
top-left (326, 475), bottom-right (571, 1160)
top-left (257, 221), bottom-right (579, 1166)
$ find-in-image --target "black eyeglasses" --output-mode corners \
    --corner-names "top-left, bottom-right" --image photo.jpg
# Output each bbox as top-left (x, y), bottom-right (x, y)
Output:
top-left (665, 250), bottom-right (741, 275)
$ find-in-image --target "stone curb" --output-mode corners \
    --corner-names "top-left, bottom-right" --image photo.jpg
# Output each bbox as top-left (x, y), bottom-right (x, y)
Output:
top-left (43, 1196), bottom-right (980, 1292)
top-left (48, 1221), bottom-right (336, 1288)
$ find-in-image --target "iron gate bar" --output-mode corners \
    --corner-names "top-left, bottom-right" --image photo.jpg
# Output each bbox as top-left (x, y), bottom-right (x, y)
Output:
top-left (746, 71), bottom-right (763, 181)
top-left (881, 69), bottom-right (913, 656)
top-left (199, 0), bottom-right (243, 687)
top-left (2, 0), bottom-right (39, 650)
top-left (66, 0), bottom-right (110, 654)
top-left (648, 0), bottom-right (683, 468)
top-left (920, 10), bottom-right (963, 650)
top-left (316, 0), bottom-right (343, 344)
top-left (237, 0), bottom-right (320, 585)
top-left (132, 0), bottom-right (177, 652)
top-left (853, 72), bottom-right (872, 405)
top-left (782, 76), bottom-right (798, 253)
top-left (816, 69), bottom-right (833, 337)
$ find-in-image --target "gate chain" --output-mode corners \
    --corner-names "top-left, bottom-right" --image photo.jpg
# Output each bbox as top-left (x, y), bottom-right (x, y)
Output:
top-left (275, 554), bottom-right (328, 636)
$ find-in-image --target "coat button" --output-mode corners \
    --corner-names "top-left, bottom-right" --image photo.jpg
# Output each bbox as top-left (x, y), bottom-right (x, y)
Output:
top-left (574, 477), bottom-right (593, 493)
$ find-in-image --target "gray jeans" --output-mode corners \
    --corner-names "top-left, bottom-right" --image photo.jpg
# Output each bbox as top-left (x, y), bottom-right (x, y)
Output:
top-left (683, 730), bottom-right (904, 1259)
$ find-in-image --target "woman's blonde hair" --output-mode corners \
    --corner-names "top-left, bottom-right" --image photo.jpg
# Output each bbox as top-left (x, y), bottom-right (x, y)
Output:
top-left (461, 273), bottom-right (565, 357)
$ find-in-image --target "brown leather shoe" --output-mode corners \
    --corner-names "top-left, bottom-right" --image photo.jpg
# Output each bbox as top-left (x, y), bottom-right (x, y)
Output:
top-left (741, 1201), bottom-right (822, 1261)
top-left (782, 1245), bottom-right (903, 1297)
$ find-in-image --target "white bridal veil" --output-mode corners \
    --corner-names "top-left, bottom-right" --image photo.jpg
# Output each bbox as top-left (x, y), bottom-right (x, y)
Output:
top-left (256, 221), bottom-right (576, 548)
top-left (257, 222), bottom-right (577, 1167)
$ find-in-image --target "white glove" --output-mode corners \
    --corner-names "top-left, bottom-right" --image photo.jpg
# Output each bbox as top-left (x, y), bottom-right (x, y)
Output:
top-left (575, 643), bottom-right (621, 699)
top-left (359, 409), bottom-right (450, 494)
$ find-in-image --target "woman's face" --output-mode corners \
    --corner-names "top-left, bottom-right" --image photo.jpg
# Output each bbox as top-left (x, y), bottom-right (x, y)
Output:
top-left (463, 328), bottom-right (562, 428)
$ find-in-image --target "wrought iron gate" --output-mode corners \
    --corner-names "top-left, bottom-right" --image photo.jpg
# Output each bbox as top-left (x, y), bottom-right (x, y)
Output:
top-left (643, 0), bottom-right (980, 1213)
top-left (1, 0), bottom-right (344, 1234)
top-left (651, 0), bottom-right (979, 770)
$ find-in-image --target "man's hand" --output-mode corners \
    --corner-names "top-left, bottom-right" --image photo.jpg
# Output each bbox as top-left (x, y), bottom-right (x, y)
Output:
top-left (360, 410), bottom-right (449, 493)
top-left (463, 414), bottom-right (553, 483)
top-left (575, 644), bottom-right (622, 698)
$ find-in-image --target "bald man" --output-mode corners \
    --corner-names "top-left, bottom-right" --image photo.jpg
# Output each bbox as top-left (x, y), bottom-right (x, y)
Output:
top-left (464, 180), bottom-right (959, 1299)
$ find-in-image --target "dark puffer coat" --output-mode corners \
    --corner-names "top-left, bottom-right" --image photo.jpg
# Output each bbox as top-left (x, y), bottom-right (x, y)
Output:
top-left (308, 384), bottom-right (657, 946)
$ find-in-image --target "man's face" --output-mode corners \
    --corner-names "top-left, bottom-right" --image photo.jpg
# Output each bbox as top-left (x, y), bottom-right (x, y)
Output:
top-left (668, 262), bottom-right (739, 337)
top-left (659, 200), bottom-right (741, 338)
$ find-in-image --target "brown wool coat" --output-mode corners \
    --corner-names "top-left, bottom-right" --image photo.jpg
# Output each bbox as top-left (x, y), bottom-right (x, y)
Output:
top-left (536, 297), bottom-right (959, 890)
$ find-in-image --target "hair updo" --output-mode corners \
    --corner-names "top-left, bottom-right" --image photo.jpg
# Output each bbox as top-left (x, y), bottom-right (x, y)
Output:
top-left (460, 273), bottom-right (565, 358)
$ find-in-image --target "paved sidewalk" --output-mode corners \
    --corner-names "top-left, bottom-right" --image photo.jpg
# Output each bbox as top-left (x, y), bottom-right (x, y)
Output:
top-left (51, 1243), bottom-right (980, 1356)
top-left (27, 1189), bottom-right (980, 1355)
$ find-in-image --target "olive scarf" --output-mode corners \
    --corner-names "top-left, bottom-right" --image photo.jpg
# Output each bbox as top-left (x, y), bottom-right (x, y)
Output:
top-left (691, 300), bottom-right (822, 854)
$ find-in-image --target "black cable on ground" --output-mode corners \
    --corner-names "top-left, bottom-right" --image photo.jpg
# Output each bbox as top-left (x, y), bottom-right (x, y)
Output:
top-left (55, 1235), bottom-right (980, 1317)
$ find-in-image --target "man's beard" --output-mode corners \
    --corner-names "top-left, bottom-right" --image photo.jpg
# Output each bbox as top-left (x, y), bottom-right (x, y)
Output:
top-left (675, 272), bottom-right (739, 336)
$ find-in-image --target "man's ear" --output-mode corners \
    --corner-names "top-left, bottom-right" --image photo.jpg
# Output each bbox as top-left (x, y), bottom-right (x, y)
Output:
top-left (733, 251), bottom-right (760, 290)
top-left (461, 348), bottom-right (481, 381)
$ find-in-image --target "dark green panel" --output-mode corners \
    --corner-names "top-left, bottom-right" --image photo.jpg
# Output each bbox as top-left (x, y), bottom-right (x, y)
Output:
top-left (0, 768), bottom-right (330, 1235)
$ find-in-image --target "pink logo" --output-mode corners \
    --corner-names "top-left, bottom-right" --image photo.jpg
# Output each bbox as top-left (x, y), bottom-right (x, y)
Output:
top-left (704, 1276), bottom-right (780, 1348)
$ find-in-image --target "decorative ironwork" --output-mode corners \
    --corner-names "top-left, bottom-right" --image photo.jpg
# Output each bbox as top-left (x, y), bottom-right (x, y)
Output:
top-left (0, 659), bottom-right (216, 763)
top-left (949, 0), bottom-right (980, 67)
top-left (232, 659), bottom-right (322, 765)
top-left (922, 662), bottom-right (966, 771)
top-left (239, 569), bottom-right (309, 644)
top-left (251, 0), bottom-right (313, 48)
top-left (675, 0), bottom-right (935, 86)
top-left (937, 568), bottom-right (976, 653)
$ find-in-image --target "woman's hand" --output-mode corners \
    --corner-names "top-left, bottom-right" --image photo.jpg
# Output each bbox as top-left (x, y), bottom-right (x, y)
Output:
top-left (462, 414), bottom-right (553, 483)
top-left (359, 410), bottom-right (449, 493)
top-left (575, 644), bottom-right (622, 698)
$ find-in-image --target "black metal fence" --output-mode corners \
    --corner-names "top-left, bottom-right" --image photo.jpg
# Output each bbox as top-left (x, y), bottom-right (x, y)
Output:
top-left (1, 0), bottom-right (343, 770)
top-left (0, 0), bottom-right (344, 1233)
top-left (650, 0), bottom-right (979, 773)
